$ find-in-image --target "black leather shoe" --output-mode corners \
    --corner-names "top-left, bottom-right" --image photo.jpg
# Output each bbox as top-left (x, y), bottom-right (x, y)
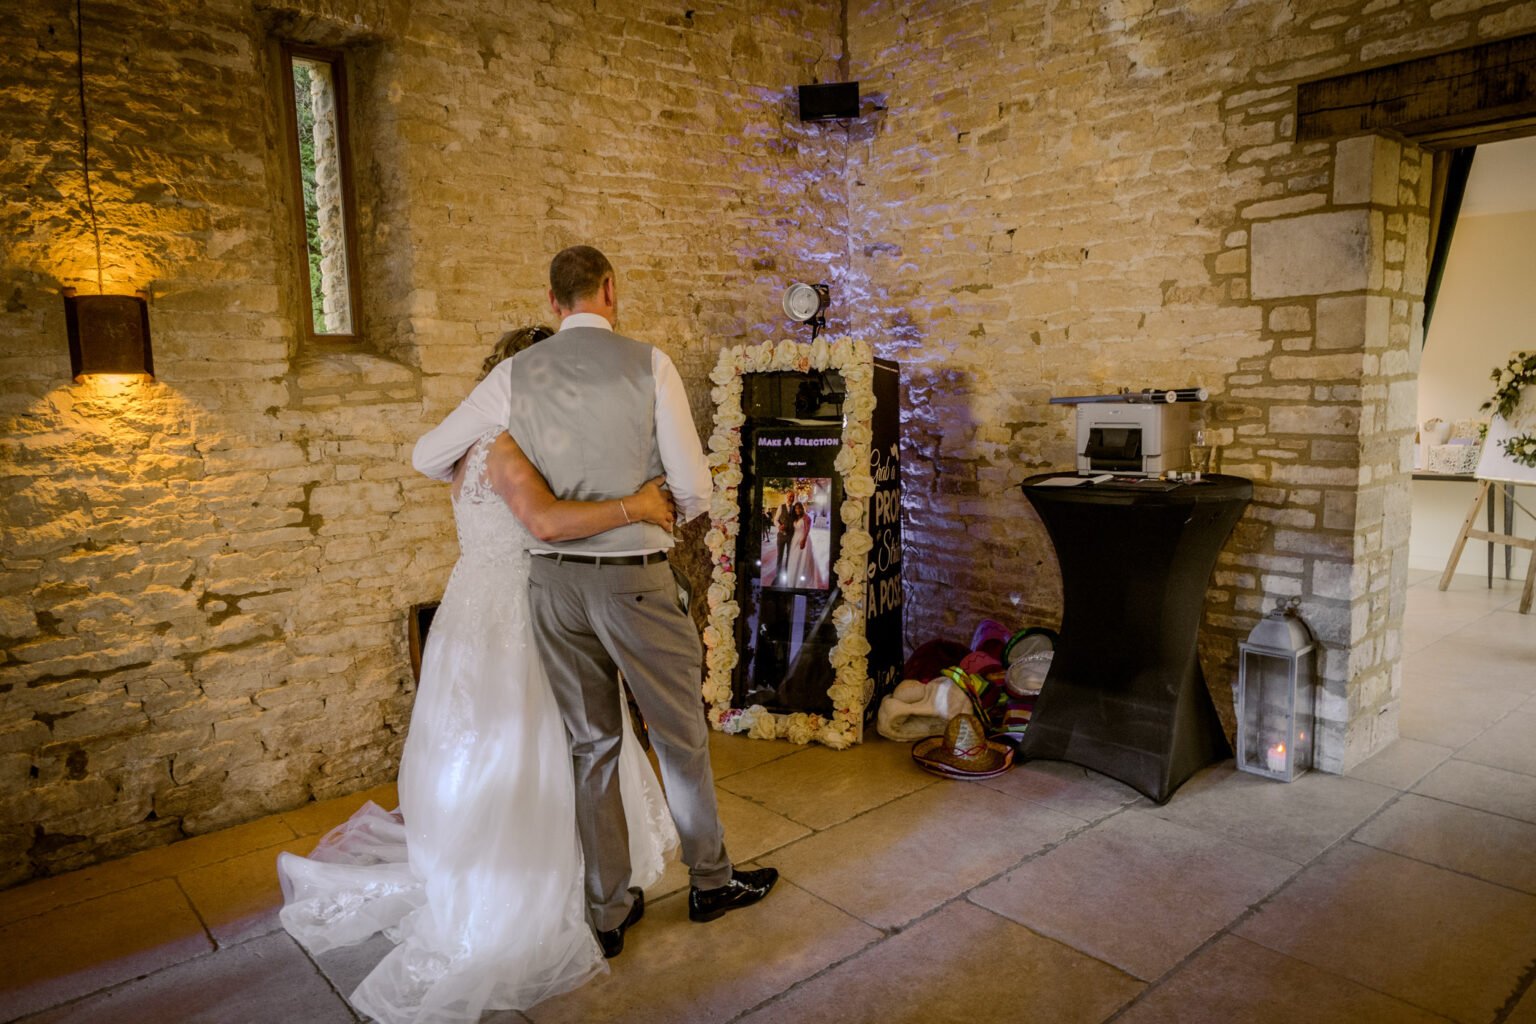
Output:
top-left (688, 866), bottom-right (778, 923)
top-left (596, 888), bottom-right (644, 959)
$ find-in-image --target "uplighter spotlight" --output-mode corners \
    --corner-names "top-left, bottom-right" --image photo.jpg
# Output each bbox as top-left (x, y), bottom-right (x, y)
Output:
top-left (782, 282), bottom-right (830, 339)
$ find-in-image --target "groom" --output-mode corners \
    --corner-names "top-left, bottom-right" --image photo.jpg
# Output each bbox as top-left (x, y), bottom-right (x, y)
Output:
top-left (412, 245), bottom-right (776, 957)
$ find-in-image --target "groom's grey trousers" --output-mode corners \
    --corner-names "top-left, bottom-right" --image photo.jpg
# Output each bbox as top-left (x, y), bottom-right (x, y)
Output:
top-left (528, 554), bottom-right (733, 931)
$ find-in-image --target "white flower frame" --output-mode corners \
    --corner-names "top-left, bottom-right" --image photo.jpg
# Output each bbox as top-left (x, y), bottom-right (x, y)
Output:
top-left (701, 338), bottom-right (879, 749)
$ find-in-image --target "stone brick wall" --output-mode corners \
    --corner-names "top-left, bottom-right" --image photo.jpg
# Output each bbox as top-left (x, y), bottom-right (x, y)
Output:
top-left (5, 0), bottom-right (1532, 885)
top-left (0, 0), bottom-right (846, 886)
top-left (845, 0), bottom-right (1530, 771)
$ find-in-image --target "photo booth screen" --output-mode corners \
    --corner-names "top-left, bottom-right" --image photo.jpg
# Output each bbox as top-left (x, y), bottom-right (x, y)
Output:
top-left (751, 429), bottom-right (840, 591)
top-left (759, 477), bottom-right (834, 592)
top-left (734, 425), bottom-right (844, 714)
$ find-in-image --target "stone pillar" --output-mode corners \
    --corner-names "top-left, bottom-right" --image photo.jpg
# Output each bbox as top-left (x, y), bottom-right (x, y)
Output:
top-left (1241, 134), bottom-right (1430, 771)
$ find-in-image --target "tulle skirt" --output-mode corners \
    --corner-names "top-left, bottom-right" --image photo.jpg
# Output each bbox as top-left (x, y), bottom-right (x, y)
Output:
top-left (278, 563), bottom-right (678, 1024)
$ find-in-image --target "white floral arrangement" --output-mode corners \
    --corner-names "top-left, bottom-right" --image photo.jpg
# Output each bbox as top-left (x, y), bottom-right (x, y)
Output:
top-left (1483, 351), bottom-right (1536, 469)
top-left (1502, 433), bottom-right (1536, 469)
top-left (701, 337), bottom-right (879, 749)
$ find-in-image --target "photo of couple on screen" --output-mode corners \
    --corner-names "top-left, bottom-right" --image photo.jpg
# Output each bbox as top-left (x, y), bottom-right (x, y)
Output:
top-left (759, 477), bottom-right (832, 592)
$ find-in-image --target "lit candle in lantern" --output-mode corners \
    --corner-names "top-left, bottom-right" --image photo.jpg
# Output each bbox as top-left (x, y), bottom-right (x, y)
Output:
top-left (1266, 742), bottom-right (1287, 773)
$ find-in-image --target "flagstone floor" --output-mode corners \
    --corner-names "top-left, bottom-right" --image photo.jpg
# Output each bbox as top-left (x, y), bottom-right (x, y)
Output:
top-left (3, 570), bottom-right (1534, 1024)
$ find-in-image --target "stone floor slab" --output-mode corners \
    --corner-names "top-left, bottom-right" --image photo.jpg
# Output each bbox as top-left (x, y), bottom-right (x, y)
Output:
top-left (0, 816), bottom-right (299, 930)
top-left (525, 878), bottom-right (879, 1024)
top-left (311, 931), bottom-right (390, 1011)
top-left (1446, 609), bottom-right (1536, 651)
top-left (717, 735), bottom-right (936, 830)
top-left (648, 787), bottom-right (811, 899)
top-left (736, 899), bottom-right (1142, 1024)
top-left (1114, 934), bottom-right (1450, 1024)
top-left (1147, 762), bottom-right (1393, 864)
top-left (278, 782), bottom-right (399, 838)
top-left (0, 880), bottom-right (213, 1022)
top-left (972, 811), bottom-right (1297, 981)
top-left (1235, 842), bottom-right (1536, 1024)
top-left (1413, 758), bottom-right (1536, 824)
top-left (706, 731), bottom-right (800, 781)
top-left (977, 758), bottom-right (1148, 823)
top-left (1346, 737), bottom-right (1455, 791)
top-left (1405, 636), bottom-right (1536, 693)
top-left (178, 838), bottom-right (317, 947)
top-left (14, 931), bottom-right (353, 1024)
top-left (1455, 711), bottom-right (1536, 778)
top-left (772, 781), bottom-right (1083, 929)
top-left (1396, 678), bottom-right (1527, 748)
top-left (1353, 792), bottom-right (1536, 893)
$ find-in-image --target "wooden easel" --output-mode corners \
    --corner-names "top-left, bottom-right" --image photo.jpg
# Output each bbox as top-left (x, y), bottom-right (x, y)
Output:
top-left (1438, 479), bottom-right (1535, 614)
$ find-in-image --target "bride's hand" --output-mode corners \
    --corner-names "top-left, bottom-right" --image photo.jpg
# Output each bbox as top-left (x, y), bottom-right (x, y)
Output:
top-left (628, 476), bottom-right (676, 532)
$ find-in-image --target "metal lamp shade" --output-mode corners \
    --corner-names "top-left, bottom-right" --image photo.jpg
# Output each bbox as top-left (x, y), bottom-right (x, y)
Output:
top-left (64, 292), bottom-right (154, 381)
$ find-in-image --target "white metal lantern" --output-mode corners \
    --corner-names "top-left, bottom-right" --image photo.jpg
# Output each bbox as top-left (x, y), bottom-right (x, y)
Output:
top-left (1235, 598), bottom-right (1316, 782)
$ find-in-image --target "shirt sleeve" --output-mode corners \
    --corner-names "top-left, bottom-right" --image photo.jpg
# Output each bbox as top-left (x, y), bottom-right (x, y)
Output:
top-left (411, 364), bottom-right (512, 482)
top-left (652, 347), bottom-right (712, 523)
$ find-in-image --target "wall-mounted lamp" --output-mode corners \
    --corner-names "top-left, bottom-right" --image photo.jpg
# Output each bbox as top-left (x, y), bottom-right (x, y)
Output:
top-left (64, 289), bottom-right (153, 381)
top-left (783, 281), bottom-right (830, 340)
top-left (61, 0), bottom-right (153, 383)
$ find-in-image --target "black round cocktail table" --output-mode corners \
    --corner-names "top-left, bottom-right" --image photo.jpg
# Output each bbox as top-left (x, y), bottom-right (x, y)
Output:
top-left (1018, 474), bottom-right (1252, 803)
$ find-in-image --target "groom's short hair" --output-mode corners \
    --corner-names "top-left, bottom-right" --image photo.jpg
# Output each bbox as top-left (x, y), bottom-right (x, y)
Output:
top-left (550, 245), bottom-right (614, 309)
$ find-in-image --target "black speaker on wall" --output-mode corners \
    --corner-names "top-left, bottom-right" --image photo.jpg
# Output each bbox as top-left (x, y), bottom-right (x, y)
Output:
top-left (797, 82), bottom-right (860, 122)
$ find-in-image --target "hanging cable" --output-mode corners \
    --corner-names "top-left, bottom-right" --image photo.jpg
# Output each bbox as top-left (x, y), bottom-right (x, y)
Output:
top-left (75, 0), bottom-right (104, 294)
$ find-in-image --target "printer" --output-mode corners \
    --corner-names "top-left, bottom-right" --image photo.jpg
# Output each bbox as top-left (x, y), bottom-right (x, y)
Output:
top-left (1075, 401), bottom-right (1192, 476)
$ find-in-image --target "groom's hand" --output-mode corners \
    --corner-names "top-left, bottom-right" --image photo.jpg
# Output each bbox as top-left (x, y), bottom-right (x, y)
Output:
top-left (633, 476), bottom-right (677, 533)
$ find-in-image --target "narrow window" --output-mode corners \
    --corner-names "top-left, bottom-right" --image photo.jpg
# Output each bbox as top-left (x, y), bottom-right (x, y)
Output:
top-left (280, 43), bottom-right (361, 342)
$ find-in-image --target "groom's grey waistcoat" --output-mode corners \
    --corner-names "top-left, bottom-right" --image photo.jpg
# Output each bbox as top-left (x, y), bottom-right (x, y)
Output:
top-left (505, 326), bottom-right (670, 553)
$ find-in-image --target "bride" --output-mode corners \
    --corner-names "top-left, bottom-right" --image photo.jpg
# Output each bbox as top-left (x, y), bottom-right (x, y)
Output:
top-left (277, 327), bottom-right (680, 1024)
top-left (785, 502), bottom-right (825, 589)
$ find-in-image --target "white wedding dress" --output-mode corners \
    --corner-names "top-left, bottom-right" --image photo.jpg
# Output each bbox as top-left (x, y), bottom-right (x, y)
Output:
top-left (278, 432), bottom-right (679, 1024)
top-left (785, 514), bottom-right (825, 589)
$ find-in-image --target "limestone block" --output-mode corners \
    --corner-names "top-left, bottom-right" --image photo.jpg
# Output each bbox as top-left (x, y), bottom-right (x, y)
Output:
top-left (1311, 559), bottom-right (1366, 601)
top-left (1268, 305), bottom-right (1311, 332)
top-left (1251, 210), bottom-right (1373, 298)
top-left (185, 754), bottom-right (319, 834)
top-left (1481, 3), bottom-right (1536, 35)
top-left (1242, 194), bottom-right (1327, 220)
top-left (1265, 402), bottom-right (1363, 436)
top-left (1332, 135), bottom-right (1400, 206)
top-left (0, 597), bottom-right (37, 639)
top-left (1385, 379), bottom-right (1419, 432)
top-left (1299, 597), bottom-right (1356, 647)
top-left (1315, 294), bottom-right (1389, 351)
top-left (1214, 248), bottom-right (1248, 275)
top-left (1260, 573), bottom-right (1304, 596)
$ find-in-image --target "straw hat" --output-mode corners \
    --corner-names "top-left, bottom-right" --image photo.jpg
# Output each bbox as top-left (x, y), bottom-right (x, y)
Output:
top-left (911, 713), bottom-right (1014, 780)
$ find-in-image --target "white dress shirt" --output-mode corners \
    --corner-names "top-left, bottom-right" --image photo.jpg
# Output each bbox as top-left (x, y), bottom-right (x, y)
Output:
top-left (411, 314), bottom-right (713, 550)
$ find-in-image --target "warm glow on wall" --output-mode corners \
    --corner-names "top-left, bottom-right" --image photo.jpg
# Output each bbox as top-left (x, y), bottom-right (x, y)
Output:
top-left (51, 235), bottom-right (162, 298)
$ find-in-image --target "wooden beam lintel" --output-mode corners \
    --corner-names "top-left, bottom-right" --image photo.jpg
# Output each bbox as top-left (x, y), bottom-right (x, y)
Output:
top-left (1296, 31), bottom-right (1536, 143)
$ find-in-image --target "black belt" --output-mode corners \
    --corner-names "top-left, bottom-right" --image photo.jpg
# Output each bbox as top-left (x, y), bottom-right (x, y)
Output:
top-left (533, 551), bottom-right (668, 567)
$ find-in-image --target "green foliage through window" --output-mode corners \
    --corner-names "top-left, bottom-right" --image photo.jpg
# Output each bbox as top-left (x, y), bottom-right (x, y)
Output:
top-left (292, 61), bottom-right (326, 334)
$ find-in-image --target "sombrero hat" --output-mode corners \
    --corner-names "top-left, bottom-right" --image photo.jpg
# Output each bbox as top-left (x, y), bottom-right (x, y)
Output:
top-left (911, 713), bottom-right (1014, 780)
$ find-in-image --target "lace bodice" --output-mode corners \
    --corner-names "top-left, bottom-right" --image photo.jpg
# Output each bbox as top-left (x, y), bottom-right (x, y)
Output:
top-left (452, 432), bottom-right (535, 567)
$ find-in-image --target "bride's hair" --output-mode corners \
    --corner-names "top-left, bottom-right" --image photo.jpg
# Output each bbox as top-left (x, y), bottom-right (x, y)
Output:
top-left (480, 325), bottom-right (553, 379)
